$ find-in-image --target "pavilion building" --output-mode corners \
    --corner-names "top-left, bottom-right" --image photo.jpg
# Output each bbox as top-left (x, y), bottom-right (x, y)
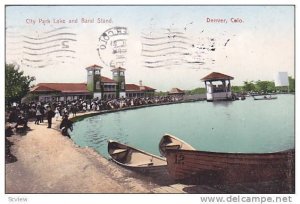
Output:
top-left (30, 64), bottom-right (156, 102)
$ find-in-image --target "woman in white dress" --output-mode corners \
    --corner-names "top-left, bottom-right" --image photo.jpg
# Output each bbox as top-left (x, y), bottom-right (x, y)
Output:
top-left (55, 108), bottom-right (60, 121)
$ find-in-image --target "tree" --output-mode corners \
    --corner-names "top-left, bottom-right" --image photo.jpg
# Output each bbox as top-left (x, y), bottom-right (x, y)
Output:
top-left (255, 80), bottom-right (275, 93)
top-left (5, 63), bottom-right (35, 105)
top-left (288, 76), bottom-right (295, 92)
top-left (187, 87), bottom-right (206, 95)
top-left (243, 81), bottom-right (256, 92)
top-left (231, 86), bottom-right (242, 93)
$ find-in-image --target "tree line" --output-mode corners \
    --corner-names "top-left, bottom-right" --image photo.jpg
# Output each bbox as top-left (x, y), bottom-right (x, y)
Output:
top-left (231, 78), bottom-right (295, 94)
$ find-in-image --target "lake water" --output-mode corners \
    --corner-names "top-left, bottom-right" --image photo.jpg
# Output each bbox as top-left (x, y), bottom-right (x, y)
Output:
top-left (70, 94), bottom-right (294, 158)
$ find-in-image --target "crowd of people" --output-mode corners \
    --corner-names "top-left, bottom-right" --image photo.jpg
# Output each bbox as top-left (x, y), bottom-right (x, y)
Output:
top-left (5, 96), bottom-right (184, 137)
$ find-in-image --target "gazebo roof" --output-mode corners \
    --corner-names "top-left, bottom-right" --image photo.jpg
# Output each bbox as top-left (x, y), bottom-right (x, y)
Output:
top-left (201, 72), bottom-right (234, 81)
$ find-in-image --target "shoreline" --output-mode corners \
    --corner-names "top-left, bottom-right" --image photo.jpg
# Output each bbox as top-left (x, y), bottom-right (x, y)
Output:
top-left (70, 99), bottom-right (204, 122)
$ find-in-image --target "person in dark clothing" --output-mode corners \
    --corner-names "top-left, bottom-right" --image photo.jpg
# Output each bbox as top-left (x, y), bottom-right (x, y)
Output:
top-left (71, 106), bottom-right (77, 117)
top-left (39, 106), bottom-right (45, 123)
top-left (8, 109), bottom-right (18, 123)
top-left (15, 112), bottom-right (28, 129)
top-left (60, 115), bottom-right (73, 137)
top-left (46, 107), bottom-right (55, 128)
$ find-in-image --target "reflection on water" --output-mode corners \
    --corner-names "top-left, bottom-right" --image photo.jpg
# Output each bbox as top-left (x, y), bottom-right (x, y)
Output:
top-left (212, 101), bottom-right (233, 107)
top-left (70, 94), bottom-right (294, 158)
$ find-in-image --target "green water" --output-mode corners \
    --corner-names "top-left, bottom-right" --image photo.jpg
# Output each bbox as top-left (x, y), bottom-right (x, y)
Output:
top-left (70, 94), bottom-right (294, 158)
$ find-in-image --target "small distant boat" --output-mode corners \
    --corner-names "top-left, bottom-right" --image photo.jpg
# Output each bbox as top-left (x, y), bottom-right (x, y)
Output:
top-left (108, 140), bottom-right (167, 173)
top-left (158, 134), bottom-right (195, 157)
top-left (252, 94), bottom-right (278, 100)
top-left (164, 147), bottom-right (294, 184)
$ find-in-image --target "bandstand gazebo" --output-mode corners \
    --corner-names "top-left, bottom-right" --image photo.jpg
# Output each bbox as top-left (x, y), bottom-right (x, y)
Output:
top-left (201, 72), bottom-right (234, 102)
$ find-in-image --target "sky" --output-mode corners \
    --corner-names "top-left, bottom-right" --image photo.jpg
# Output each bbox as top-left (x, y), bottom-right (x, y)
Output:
top-left (5, 5), bottom-right (294, 91)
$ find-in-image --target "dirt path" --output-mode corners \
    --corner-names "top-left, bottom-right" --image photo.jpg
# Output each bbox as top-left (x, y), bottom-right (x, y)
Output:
top-left (5, 115), bottom-right (169, 193)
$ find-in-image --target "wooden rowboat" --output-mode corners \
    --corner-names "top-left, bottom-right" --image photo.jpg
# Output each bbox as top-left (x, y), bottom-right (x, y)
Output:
top-left (158, 133), bottom-right (195, 157)
top-left (254, 97), bottom-right (277, 100)
top-left (164, 147), bottom-right (294, 184)
top-left (108, 140), bottom-right (167, 173)
top-left (252, 95), bottom-right (278, 100)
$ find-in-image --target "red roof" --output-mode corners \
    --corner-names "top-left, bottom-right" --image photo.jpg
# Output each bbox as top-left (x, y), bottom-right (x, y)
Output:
top-left (143, 86), bottom-right (156, 91)
top-left (125, 84), bottom-right (155, 92)
top-left (125, 84), bottom-right (140, 91)
top-left (31, 83), bottom-right (89, 93)
top-left (169, 88), bottom-right (184, 94)
top-left (31, 85), bottom-right (58, 92)
top-left (100, 76), bottom-right (117, 83)
top-left (201, 72), bottom-right (234, 81)
top-left (86, 64), bottom-right (103, 70)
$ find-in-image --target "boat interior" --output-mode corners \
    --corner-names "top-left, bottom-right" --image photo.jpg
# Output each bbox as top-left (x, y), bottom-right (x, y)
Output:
top-left (161, 135), bottom-right (195, 152)
top-left (110, 146), bottom-right (166, 167)
top-left (161, 136), bottom-right (182, 150)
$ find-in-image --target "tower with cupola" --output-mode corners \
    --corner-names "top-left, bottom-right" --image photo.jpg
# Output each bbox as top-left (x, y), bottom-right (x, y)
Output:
top-left (111, 67), bottom-right (126, 98)
top-left (86, 64), bottom-right (103, 99)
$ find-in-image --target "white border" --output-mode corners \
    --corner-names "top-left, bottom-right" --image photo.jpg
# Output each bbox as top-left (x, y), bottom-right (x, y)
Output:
top-left (1, 1), bottom-right (298, 204)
